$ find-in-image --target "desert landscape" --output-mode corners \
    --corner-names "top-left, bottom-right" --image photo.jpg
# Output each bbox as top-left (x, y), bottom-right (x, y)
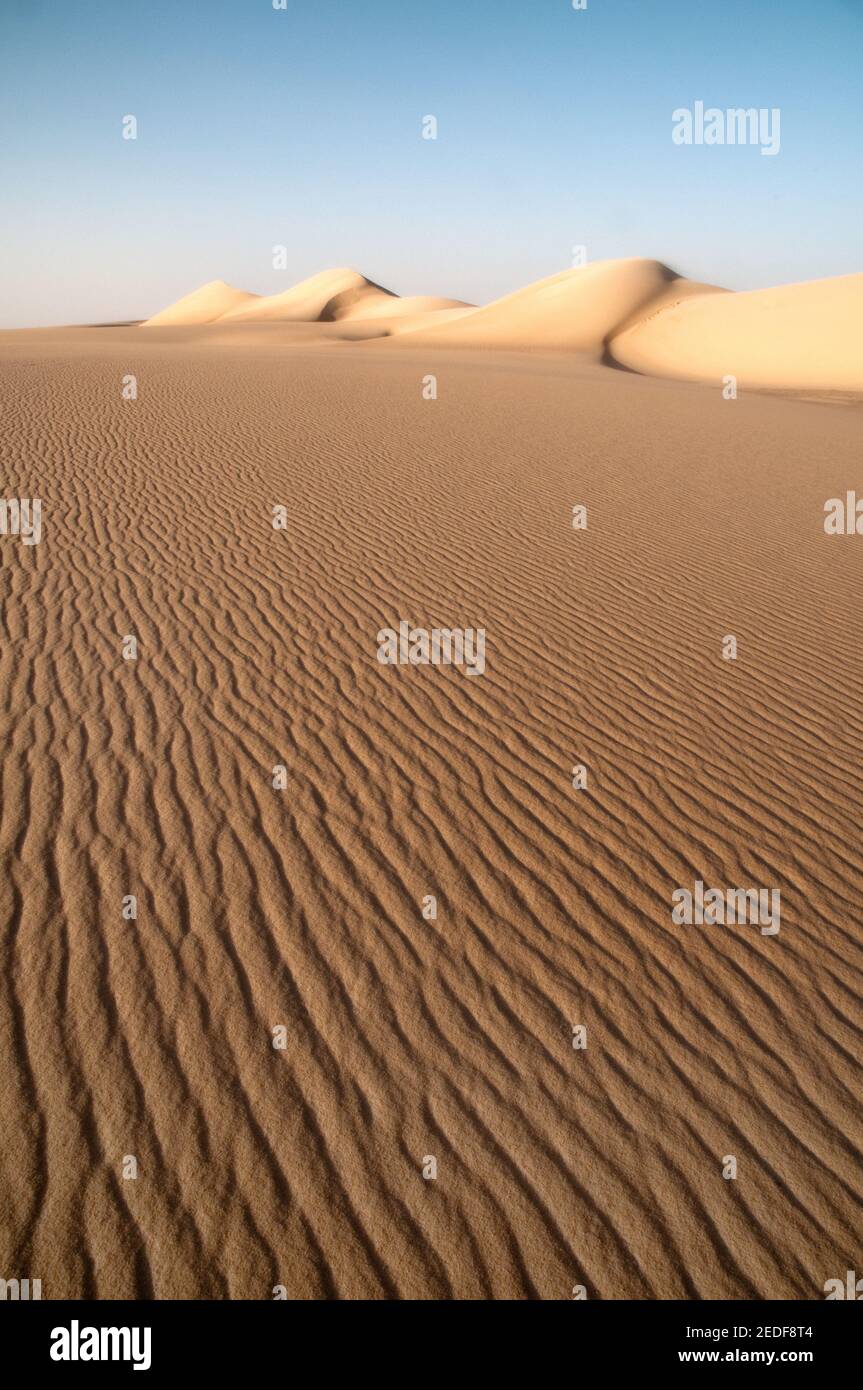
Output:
top-left (0, 255), bottom-right (861, 1299)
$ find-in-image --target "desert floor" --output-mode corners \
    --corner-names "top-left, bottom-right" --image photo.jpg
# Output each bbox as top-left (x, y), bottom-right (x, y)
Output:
top-left (0, 325), bottom-right (861, 1298)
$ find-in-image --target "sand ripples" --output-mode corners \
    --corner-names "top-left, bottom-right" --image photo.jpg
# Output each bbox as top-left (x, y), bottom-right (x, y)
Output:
top-left (0, 331), bottom-right (861, 1297)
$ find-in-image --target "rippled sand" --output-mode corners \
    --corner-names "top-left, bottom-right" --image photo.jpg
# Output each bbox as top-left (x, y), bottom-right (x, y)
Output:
top-left (0, 325), bottom-right (860, 1298)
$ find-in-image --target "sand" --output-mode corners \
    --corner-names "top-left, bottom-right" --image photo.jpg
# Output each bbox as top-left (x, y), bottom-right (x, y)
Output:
top-left (0, 272), bottom-right (861, 1299)
top-left (217, 268), bottom-right (395, 324)
top-left (610, 271), bottom-right (863, 391)
top-left (145, 268), bottom-right (474, 330)
top-left (142, 280), bottom-right (261, 327)
top-left (400, 257), bottom-right (725, 355)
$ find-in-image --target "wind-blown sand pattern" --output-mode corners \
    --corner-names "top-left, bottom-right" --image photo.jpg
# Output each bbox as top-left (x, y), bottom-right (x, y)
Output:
top-left (0, 279), bottom-right (862, 1298)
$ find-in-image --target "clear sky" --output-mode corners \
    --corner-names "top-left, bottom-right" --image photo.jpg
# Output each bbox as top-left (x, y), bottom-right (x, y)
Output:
top-left (1, 0), bottom-right (861, 327)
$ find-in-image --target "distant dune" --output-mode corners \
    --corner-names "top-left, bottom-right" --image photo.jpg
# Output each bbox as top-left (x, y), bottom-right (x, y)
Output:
top-left (142, 279), bottom-right (260, 327)
top-left (143, 269), bottom-right (474, 331)
top-left (138, 259), bottom-right (861, 391)
top-left (220, 268), bottom-right (396, 323)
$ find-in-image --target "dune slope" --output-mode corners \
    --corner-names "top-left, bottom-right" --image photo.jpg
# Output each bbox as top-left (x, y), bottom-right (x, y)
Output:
top-left (610, 271), bottom-right (863, 390)
top-left (219, 269), bottom-right (397, 324)
top-left (399, 259), bottom-right (725, 354)
top-left (349, 294), bottom-right (474, 322)
top-left (142, 280), bottom-right (260, 327)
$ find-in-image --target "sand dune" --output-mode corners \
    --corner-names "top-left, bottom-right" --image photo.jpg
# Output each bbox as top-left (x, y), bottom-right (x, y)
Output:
top-left (610, 271), bottom-right (863, 390)
top-left (0, 320), bottom-right (861, 1299)
top-left (219, 268), bottom-right (396, 324)
top-left (398, 258), bottom-right (725, 354)
top-left (140, 261), bottom-right (862, 394)
top-left (142, 279), bottom-right (260, 327)
top-left (144, 269), bottom-right (474, 331)
top-left (399, 259), bottom-right (863, 392)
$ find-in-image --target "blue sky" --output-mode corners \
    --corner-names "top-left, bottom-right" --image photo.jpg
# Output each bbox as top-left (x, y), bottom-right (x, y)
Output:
top-left (1, 0), bottom-right (861, 326)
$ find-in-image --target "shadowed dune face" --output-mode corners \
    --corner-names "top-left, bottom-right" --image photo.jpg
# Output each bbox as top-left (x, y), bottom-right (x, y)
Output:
top-left (0, 326), bottom-right (861, 1299)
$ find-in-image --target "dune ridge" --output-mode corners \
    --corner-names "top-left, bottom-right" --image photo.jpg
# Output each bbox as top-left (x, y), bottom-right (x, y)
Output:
top-left (141, 259), bottom-right (862, 392)
top-left (143, 268), bottom-right (474, 331)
